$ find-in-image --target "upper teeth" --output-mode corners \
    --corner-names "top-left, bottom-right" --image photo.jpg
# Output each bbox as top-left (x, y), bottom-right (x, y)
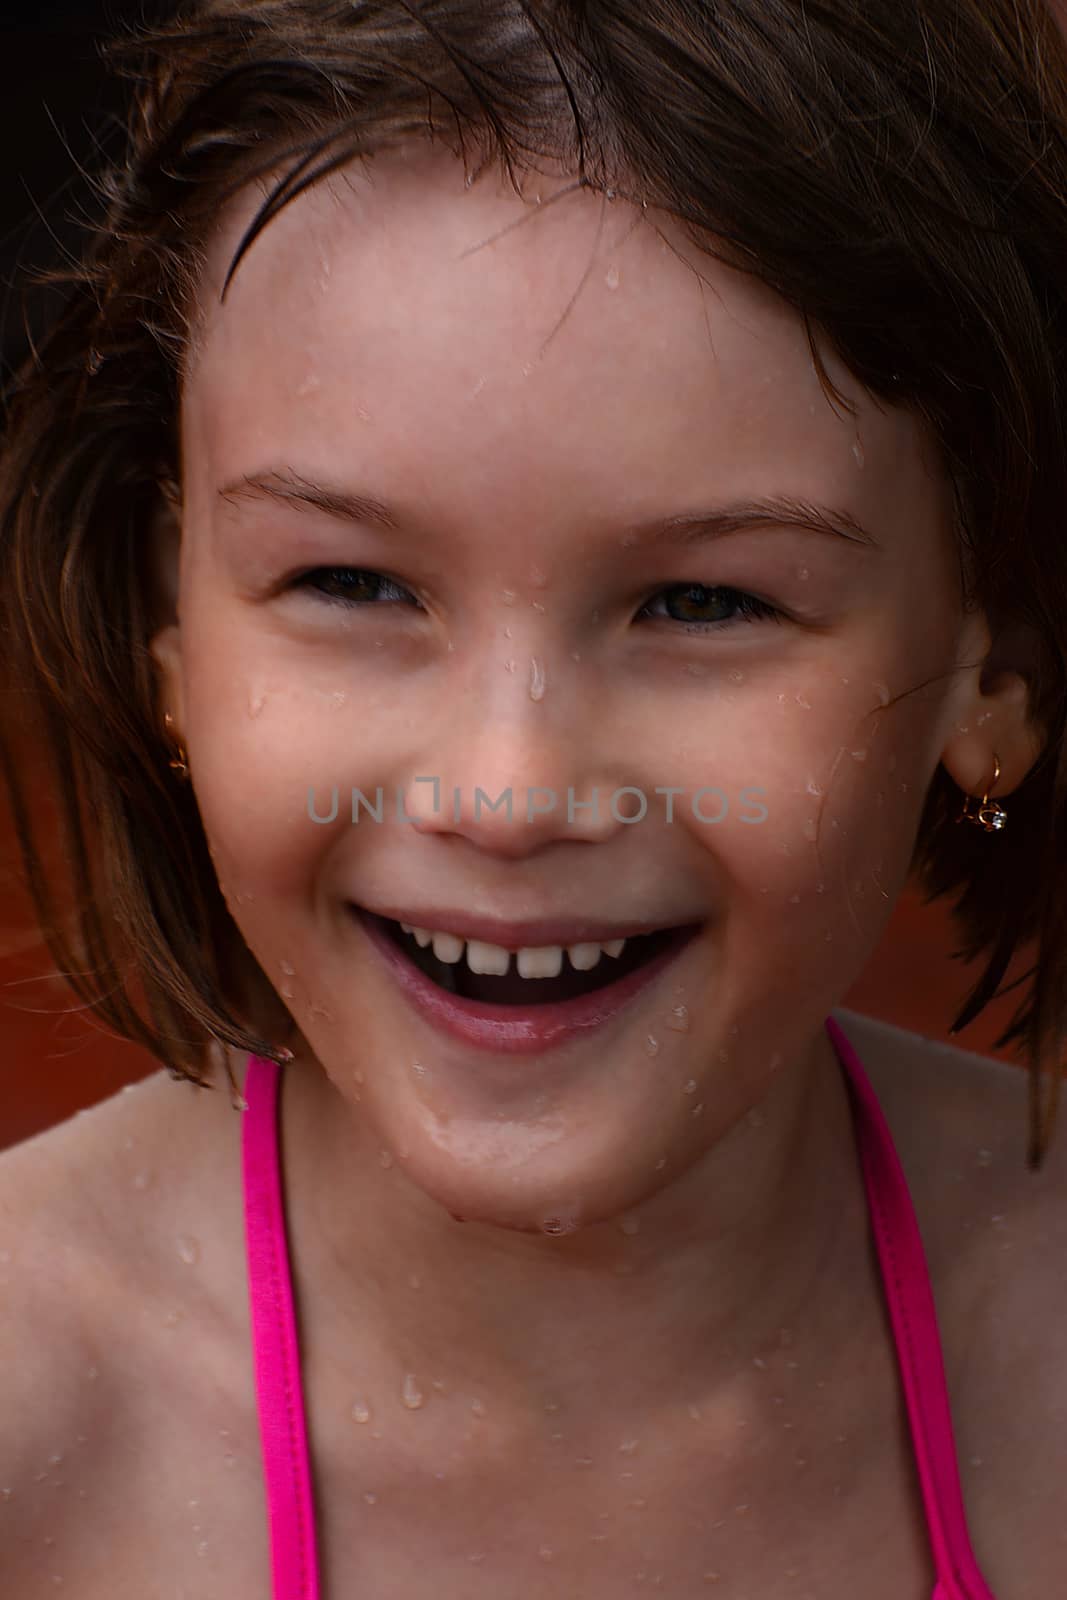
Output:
top-left (399, 923), bottom-right (628, 979)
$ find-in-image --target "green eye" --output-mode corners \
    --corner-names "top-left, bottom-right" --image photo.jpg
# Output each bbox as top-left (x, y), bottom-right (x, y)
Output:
top-left (638, 584), bottom-right (783, 630)
top-left (293, 568), bottom-right (419, 607)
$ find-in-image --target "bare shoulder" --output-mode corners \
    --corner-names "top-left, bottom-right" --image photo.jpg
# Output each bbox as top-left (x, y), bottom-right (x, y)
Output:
top-left (831, 1004), bottom-right (1067, 1225)
top-left (0, 1065), bottom-right (256, 1594)
top-left (832, 1006), bottom-right (1067, 1595)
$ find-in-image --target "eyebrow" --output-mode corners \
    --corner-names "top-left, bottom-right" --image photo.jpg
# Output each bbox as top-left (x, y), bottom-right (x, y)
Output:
top-left (217, 468), bottom-right (878, 550)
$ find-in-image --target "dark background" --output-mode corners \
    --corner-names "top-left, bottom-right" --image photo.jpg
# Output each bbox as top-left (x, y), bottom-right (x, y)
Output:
top-left (0, 2), bottom-right (157, 382)
top-left (0, 0), bottom-right (1039, 1150)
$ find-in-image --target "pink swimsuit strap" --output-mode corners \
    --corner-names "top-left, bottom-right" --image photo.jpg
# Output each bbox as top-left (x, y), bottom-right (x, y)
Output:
top-left (240, 1019), bottom-right (998, 1600)
top-left (826, 1015), bottom-right (995, 1599)
top-left (241, 1052), bottom-right (320, 1600)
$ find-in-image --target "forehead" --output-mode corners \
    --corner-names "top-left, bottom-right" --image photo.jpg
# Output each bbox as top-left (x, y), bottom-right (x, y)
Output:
top-left (184, 143), bottom-right (934, 520)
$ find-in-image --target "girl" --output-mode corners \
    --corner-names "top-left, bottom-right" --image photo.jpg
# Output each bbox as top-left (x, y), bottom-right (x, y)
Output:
top-left (1, 1), bottom-right (1066, 1595)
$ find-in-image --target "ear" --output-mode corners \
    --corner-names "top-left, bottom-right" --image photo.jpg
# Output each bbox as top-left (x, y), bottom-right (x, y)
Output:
top-left (939, 607), bottom-right (1047, 800)
top-left (146, 478), bottom-right (186, 739)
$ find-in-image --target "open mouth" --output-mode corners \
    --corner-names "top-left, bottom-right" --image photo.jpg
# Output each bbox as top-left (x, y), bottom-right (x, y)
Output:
top-left (362, 911), bottom-right (698, 1008)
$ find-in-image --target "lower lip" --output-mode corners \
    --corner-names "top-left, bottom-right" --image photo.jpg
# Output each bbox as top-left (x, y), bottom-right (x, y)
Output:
top-left (352, 909), bottom-right (703, 1057)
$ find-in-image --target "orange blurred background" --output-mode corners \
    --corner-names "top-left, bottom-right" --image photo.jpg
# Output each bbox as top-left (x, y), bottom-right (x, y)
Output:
top-left (0, 799), bottom-right (1038, 1154)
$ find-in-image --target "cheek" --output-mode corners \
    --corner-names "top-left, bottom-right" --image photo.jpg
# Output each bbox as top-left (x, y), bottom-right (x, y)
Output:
top-left (676, 685), bottom-right (936, 943)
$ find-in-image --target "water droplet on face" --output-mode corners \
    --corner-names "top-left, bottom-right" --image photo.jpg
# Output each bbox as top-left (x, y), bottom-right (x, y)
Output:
top-left (852, 437), bottom-right (865, 468)
top-left (501, 590), bottom-right (517, 606)
top-left (605, 264), bottom-right (621, 290)
top-left (619, 1215), bottom-right (640, 1236)
top-left (248, 692), bottom-right (267, 719)
top-left (794, 693), bottom-right (812, 710)
top-left (683, 1079), bottom-right (697, 1095)
top-left (619, 1437), bottom-right (640, 1454)
top-left (363, 1491), bottom-right (378, 1504)
top-left (281, 961), bottom-right (296, 977)
top-left (354, 1069), bottom-right (365, 1085)
top-left (132, 1171), bottom-right (151, 1191)
top-left (976, 1148), bottom-right (994, 1166)
top-left (164, 1309), bottom-right (184, 1328)
top-left (280, 984), bottom-right (294, 999)
top-left (401, 1373), bottom-right (425, 1409)
top-left (540, 1215), bottom-right (578, 1235)
top-left (379, 1149), bottom-right (394, 1170)
top-left (801, 819), bottom-right (818, 842)
top-left (529, 658), bottom-right (547, 701)
top-left (645, 1035), bottom-right (660, 1057)
top-left (665, 1005), bottom-right (689, 1031)
top-left (175, 1228), bottom-right (199, 1267)
top-left (351, 1399), bottom-right (371, 1423)
top-left (727, 668), bottom-right (745, 684)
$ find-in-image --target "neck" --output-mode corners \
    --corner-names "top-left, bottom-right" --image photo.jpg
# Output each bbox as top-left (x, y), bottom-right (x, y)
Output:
top-left (248, 1015), bottom-right (871, 1474)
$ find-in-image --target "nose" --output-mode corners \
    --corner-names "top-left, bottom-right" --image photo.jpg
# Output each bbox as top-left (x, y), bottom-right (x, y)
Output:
top-left (395, 678), bottom-right (636, 859)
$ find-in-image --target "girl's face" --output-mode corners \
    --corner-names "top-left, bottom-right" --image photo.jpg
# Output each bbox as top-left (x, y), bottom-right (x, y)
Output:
top-left (153, 146), bottom-right (989, 1229)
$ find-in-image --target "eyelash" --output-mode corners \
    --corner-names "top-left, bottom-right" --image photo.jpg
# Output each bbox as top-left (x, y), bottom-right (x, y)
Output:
top-left (290, 568), bottom-right (785, 632)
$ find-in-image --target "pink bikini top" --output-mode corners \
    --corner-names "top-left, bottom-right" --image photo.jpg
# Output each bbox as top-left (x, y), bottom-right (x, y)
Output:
top-left (239, 1013), bottom-right (999, 1599)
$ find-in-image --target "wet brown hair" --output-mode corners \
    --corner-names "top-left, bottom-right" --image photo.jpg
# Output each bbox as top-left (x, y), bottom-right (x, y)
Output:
top-left (2, 0), bottom-right (1067, 1163)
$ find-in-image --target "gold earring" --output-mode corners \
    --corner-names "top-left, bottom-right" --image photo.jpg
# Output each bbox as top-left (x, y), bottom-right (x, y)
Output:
top-left (956, 752), bottom-right (1008, 832)
top-left (163, 712), bottom-right (190, 782)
